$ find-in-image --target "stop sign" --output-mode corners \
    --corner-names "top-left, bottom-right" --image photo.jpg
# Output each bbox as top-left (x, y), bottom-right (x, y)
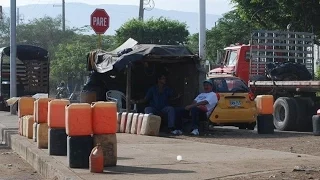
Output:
top-left (90, 8), bottom-right (110, 34)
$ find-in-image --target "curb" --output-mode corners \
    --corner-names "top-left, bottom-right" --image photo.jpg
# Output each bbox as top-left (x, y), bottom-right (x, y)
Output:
top-left (9, 134), bottom-right (83, 180)
top-left (0, 120), bottom-right (84, 180)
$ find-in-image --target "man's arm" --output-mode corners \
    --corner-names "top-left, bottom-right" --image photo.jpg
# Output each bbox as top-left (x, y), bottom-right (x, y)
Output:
top-left (133, 87), bottom-right (152, 104)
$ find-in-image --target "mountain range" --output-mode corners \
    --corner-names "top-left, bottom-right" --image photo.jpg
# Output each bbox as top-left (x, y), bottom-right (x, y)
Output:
top-left (2, 3), bottom-right (221, 35)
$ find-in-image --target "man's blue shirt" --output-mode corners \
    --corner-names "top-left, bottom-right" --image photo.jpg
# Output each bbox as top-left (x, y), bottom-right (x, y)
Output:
top-left (146, 85), bottom-right (173, 110)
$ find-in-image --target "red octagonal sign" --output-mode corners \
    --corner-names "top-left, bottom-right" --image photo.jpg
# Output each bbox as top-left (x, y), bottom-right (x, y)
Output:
top-left (90, 8), bottom-right (110, 34)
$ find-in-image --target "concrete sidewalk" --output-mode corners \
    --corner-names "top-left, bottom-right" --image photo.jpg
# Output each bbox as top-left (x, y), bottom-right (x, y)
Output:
top-left (1, 111), bottom-right (320, 180)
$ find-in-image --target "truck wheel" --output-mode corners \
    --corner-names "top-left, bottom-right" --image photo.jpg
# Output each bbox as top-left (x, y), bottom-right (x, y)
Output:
top-left (273, 97), bottom-right (297, 131)
top-left (293, 97), bottom-right (313, 132)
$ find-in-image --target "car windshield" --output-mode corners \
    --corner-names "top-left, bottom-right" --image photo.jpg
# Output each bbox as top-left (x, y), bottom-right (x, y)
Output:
top-left (211, 78), bottom-right (249, 93)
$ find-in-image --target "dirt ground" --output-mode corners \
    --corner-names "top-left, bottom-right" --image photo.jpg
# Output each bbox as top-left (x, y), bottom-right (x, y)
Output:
top-left (0, 146), bottom-right (45, 180)
top-left (161, 127), bottom-right (320, 180)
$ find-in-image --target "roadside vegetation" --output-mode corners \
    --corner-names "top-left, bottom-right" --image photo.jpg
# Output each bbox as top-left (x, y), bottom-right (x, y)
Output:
top-left (0, 0), bottom-right (319, 91)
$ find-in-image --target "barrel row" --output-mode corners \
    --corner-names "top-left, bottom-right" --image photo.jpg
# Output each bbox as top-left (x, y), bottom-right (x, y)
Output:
top-left (17, 97), bottom-right (118, 169)
top-left (117, 112), bottom-right (162, 136)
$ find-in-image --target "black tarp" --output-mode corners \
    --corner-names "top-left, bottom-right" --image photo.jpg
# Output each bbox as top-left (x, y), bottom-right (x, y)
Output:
top-left (0, 45), bottom-right (48, 61)
top-left (88, 44), bottom-right (195, 73)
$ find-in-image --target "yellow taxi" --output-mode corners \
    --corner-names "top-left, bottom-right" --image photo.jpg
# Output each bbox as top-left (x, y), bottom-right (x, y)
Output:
top-left (208, 76), bottom-right (258, 130)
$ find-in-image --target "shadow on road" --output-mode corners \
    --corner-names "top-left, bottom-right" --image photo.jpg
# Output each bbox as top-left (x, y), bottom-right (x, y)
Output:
top-left (160, 127), bottom-right (314, 140)
top-left (104, 165), bottom-right (195, 175)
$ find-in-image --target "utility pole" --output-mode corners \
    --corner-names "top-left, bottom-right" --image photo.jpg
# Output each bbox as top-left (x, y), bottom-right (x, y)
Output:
top-left (199, 0), bottom-right (206, 61)
top-left (10, 0), bottom-right (17, 99)
top-left (138, 0), bottom-right (144, 20)
top-left (17, 7), bottom-right (19, 25)
top-left (62, 0), bottom-right (65, 31)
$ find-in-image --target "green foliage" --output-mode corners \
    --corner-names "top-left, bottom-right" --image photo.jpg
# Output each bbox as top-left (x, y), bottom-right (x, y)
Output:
top-left (115, 17), bottom-right (189, 45)
top-left (231, 0), bottom-right (320, 36)
top-left (0, 15), bottom-right (116, 92)
top-left (187, 10), bottom-right (252, 62)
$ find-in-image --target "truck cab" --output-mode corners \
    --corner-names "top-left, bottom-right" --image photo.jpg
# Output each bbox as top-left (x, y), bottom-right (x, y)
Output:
top-left (208, 44), bottom-right (251, 83)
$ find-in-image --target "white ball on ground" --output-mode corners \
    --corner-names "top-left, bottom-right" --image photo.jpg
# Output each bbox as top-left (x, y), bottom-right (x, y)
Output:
top-left (177, 155), bottom-right (182, 161)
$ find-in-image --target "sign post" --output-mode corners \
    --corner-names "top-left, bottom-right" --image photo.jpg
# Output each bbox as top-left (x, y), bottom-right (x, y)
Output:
top-left (90, 8), bottom-right (110, 49)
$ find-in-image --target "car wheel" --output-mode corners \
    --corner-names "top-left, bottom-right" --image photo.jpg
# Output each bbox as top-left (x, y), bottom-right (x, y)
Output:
top-left (273, 97), bottom-right (297, 131)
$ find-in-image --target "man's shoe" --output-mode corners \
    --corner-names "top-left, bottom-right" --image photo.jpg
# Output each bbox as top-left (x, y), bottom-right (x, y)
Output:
top-left (190, 129), bottom-right (199, 136)
top-left (171, 130), bottom-right (183, 135)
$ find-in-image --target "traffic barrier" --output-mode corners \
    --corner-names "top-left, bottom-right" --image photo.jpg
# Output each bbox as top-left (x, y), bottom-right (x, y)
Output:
top-left (65, 103), bottom-right (92, 136)
top-left (48, 128), bottom-right (68, 156)
top-left (140, 114), bottom-right (161, 136)
top-left (25, 116), bottom-right (34, 139)
top-left (33, 123), bottom-right (38, 142)
top-left (93, 134), bottom-right (117, 167)
top-left (18, 97), bottom-right (35, 118)
top-left (35, 98), bottom-right (53, 123)
top-left (48, 99), bottom-right (70, 128)
top-left (312, 114), bottom-right (320, 136)
top-left (130, 113), bottom-right (139, 134)
top-left (37, 123), bottom-right (49, 149)
top-left (125, 113), bottom-right (134, 134)
top-left (255, 95), bottom-right (274, 115)
top-left (18, 117), bottom-right (23, 136)
top-left (116, 112), bottom-right (121, 133)
top-left (119, 113), bottom-right (127, 133)
top-left (92, 102), bottom-right (117, 134)
top-left (136, 114), bottom-right (144, 135)
top-left (67, 135), bottom-right (93, 168)
top-left (257, 114), bottom-right (274, 134)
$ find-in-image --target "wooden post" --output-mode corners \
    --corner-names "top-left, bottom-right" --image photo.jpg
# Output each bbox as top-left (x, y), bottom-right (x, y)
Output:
top-left (126, 64), bottom-right (132, 113)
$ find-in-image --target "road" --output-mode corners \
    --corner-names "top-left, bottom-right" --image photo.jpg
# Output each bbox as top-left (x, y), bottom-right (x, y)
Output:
top-left (0, 146), bottom-right (44, 180)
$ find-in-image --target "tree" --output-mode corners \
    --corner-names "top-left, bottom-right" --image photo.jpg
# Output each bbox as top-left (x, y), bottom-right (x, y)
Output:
top-left (0, 16), bottom-right (10, 47)
top-left (231, 0), bottom-right (320, 36)
top-left (115, 17), bottom-right (189, 45)
top-left (49, 34), bottom-right (116, 91)
top-left (16, 16), bottom-right (77, 53)
top-left (187, 10), bottom-right (252, 62)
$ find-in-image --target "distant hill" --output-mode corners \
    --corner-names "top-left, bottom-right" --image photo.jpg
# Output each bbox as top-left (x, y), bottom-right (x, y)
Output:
top-left (3, 3), bottom-right (221, 35)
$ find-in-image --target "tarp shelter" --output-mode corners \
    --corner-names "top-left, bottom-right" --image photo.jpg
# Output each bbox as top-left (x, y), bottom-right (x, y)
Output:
top-left (86, 41), bottom-right (203, 113)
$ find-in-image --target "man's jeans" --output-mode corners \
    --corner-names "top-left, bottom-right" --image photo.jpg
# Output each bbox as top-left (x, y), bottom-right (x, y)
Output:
top-left (175, 107), bottom-right (207, 130)
top-left (145, 106), bottom-right (176, 129)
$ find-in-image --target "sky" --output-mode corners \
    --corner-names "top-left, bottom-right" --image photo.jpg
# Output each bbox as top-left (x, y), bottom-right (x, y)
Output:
top-left (1, 0), bottom-right (234, 15)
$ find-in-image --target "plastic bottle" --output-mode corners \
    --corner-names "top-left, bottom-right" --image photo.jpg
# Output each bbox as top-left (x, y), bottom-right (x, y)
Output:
top-left (89, 144), bottom-right (104, 173)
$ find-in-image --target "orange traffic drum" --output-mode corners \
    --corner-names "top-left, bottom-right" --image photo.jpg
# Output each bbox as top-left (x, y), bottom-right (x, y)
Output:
top-left (48, 99), bottom-right (70, 128)
top-left (18, 97), bottom-right (35, 118)
top-left (92, 102), bottom-right (117, 134)
top-left (65, 103), bottom-right (92, 136)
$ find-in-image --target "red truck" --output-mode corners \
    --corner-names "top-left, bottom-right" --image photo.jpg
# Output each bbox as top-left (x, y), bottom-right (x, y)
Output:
top-left (209, 30), bottom-right (320, 132)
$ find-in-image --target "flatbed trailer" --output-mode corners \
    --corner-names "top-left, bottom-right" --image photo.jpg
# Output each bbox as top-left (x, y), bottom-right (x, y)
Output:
top-left (248, 30), bottom-right (319, 131)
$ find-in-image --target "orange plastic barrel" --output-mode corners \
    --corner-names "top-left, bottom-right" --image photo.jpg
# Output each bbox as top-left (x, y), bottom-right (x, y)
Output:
top-left (65, 103), bottom-right (92, 136)
top-left (255, 95), bottom-right (274, 115)
top-left (89, 144), bottom-right (104, 173)
top-left (18, 97), bottom-right (35, 118)
top-left (48, 99), bottom-right (70, 128)
top-left (35, 98), bottom-right (53, 123)
top-left (92, 102), bottom-right (117, 134)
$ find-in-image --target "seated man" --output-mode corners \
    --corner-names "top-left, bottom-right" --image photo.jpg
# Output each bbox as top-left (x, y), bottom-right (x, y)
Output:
top-left (132, 74), bottom-right (182, 135)
top-left (184, 79), bottom-right (218, 136)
